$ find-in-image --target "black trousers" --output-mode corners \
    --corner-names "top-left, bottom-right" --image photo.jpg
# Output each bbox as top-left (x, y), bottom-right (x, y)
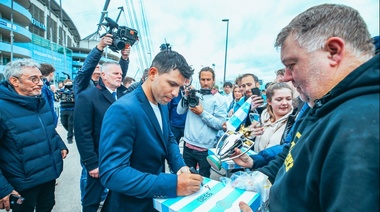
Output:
top-left (14, 180), bottom-right (56, 212)
top-left (183, 145), bottom-right (211, 178)
top-left (60, 109), bottom-right (74, 140)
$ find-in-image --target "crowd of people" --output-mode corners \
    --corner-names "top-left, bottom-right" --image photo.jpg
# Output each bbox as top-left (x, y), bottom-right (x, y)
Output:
top-left (0, 3), bottom-right (378, 212)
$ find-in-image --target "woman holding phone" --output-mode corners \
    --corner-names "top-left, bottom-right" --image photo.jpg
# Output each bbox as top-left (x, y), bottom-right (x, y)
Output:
top-left (249, 82), bottom-right (293, 152)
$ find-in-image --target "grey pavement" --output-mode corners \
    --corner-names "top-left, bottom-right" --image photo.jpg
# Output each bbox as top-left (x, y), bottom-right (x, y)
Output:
top-left (52, 124), bottom-right (224, 211)
top-left (54, 124), bottom-right (82, 212)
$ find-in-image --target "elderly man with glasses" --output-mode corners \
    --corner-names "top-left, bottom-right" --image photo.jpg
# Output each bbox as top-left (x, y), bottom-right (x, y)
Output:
top-left (0, 59), bottom-right (68, 212)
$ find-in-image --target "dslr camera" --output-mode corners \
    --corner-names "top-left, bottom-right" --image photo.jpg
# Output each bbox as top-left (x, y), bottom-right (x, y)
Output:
top-left (102, 17), bottom-right (139, 52)
top-left (184, 88), bottom-right (211, 107)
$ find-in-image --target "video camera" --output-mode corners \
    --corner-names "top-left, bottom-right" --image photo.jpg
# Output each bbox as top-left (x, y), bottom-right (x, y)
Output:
top-left (62, 72), bottom-right (71, 79)
top-left (55, 80), bottom-right (74, 103)
top-left (56, 88), bottom-right (74, 103)
top-left (183, 88), bottom-right (212, 107)
top-left (102, 17), bottom-right (139, 52)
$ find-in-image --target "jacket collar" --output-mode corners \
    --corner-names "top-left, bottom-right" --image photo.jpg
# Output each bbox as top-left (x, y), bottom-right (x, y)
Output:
top-left (135, 85), bottom-right (168, 150)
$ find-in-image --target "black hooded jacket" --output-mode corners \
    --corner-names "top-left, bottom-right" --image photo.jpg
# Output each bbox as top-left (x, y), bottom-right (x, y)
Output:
top-left (269, 55), bottom-right (379, 211)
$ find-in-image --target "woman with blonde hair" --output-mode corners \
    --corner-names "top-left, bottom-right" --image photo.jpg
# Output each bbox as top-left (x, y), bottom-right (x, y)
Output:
top-left (250, 82), bottom-right (293, 152)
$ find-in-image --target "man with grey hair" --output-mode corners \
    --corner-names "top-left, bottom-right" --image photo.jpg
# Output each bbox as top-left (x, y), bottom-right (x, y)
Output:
top-left (0, 59), bottom-right (68, 211)
top-left (239, 3), bottom-right (379, 212)
top-left (75, 61), bottom-right (127, 212)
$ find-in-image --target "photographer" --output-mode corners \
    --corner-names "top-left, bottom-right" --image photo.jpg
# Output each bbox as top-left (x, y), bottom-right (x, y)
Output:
top-left (74, 33), bottom-right (131, 96)
top-left (177, 67), bottom-right (228, 177)
top-left (56, 79), bottom-right (75, 144)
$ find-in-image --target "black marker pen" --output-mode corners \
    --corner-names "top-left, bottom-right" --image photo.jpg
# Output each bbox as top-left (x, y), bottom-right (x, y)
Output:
top-left (189, 166), bottom-right (205, 187)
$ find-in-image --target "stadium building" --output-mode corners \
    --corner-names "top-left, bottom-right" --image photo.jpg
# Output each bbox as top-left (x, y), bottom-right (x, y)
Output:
top-left (0, 0), bottom-right (119, 83)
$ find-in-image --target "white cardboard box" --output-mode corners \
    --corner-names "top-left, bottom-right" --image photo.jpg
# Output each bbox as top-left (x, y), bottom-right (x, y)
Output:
top-left (153, 178), bottom-right (260, 212)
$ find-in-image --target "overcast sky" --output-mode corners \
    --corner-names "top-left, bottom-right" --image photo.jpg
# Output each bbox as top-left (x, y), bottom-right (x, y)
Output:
top-left (62, 0), bottom-right (379, 87)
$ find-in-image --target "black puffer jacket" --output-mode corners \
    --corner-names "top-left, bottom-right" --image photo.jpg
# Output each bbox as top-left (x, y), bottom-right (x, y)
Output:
top-left (0, 81), bottom-right (67, 198)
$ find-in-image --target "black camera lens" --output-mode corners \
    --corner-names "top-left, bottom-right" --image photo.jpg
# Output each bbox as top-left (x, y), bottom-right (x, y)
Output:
top-left (113, 39), bottom-right (126, 50)
top-left (188, 97), bottom-right (199, 107)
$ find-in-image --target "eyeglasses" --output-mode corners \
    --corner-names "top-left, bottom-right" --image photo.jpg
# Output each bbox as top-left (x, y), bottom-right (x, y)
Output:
top-left (14, 76), bottom-right (44, 84)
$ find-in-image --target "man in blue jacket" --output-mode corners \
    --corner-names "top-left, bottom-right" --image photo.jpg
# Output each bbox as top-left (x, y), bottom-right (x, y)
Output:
top-left (98, 50), bottom-right (203, 211)
top-left (0, 59), bottom-right (68, 212)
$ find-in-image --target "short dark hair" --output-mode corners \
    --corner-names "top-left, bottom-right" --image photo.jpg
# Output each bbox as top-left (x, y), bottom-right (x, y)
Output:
top-left (240, 73), bottom-right (259, 84)
top-left (151, 50), bottom-right (193, 79)
top-left (40, 63), bottom-right (55, 76)
top-left (223, 82), bottom-right (233, 88)
top-left (123, 76), bottom-right (135, 85)
top-left (265, 82), bottom-right (274, 89)
top-left (199, 67), bottom-right (215, 81)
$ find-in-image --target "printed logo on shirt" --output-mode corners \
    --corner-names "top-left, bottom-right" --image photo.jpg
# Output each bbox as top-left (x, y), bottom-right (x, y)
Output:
top-left (284, 132), bottom-right (302, 172)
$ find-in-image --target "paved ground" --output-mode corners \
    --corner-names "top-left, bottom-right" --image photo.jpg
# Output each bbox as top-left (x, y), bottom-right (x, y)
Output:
top-left (53, 124), bottom-right (225, 211)
top-left (54, 124), bottom-right (82, 212)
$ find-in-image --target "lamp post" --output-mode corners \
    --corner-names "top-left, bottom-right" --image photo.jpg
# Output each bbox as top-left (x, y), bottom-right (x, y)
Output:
top-left (222, 19), bottom-right (229, 84)
top-left (10, 0), bottom-right (14, 61)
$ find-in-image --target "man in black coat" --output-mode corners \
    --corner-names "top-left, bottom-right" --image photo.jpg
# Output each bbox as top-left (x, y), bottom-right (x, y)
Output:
top-left (74, 61), bottom-right (127, 212)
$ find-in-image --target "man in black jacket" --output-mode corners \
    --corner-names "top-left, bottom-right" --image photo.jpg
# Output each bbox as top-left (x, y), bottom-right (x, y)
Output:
top-left (236, 4), bottom-right (379, 212)
top-left (56, 79), bottom-right (75, 144)
top-left (74, 62), bottom-right (127, 212)
top-left (0, 59), bottom-right (68, 212)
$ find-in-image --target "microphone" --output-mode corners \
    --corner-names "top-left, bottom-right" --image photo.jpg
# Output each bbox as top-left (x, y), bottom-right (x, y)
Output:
top-left (105, 17), bottom-right (119, 29)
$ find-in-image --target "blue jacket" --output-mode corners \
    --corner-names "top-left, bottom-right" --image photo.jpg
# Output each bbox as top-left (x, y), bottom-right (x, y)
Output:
top-left (99, 85), bottom-right (186, 211)
top-left (168, 90), bottom-right (187, 128)
top-left (0, 82), bottom-right (67, 198)
top-left (74, 46), bottom-right (129, 96)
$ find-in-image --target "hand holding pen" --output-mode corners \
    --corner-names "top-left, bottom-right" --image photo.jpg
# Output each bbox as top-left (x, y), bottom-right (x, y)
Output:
top-left (176, 166), bottom-right (204, 196)
top-left (190, 167), bottom-right (210, 190)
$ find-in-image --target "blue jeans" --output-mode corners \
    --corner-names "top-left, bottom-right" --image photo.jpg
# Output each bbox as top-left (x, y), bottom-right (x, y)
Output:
top-left (80, 164), bottom-right (108, 212)
top-left (183, 145), bottom-right (211, 178)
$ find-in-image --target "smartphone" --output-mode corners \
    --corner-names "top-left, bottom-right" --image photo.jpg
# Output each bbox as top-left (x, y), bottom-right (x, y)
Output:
top-left (251, 87), bottom-right (266, 107)
top-left (10, 194), bottom-right (24, 209)
top-left (251, 87), bottom-right (261, 97)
